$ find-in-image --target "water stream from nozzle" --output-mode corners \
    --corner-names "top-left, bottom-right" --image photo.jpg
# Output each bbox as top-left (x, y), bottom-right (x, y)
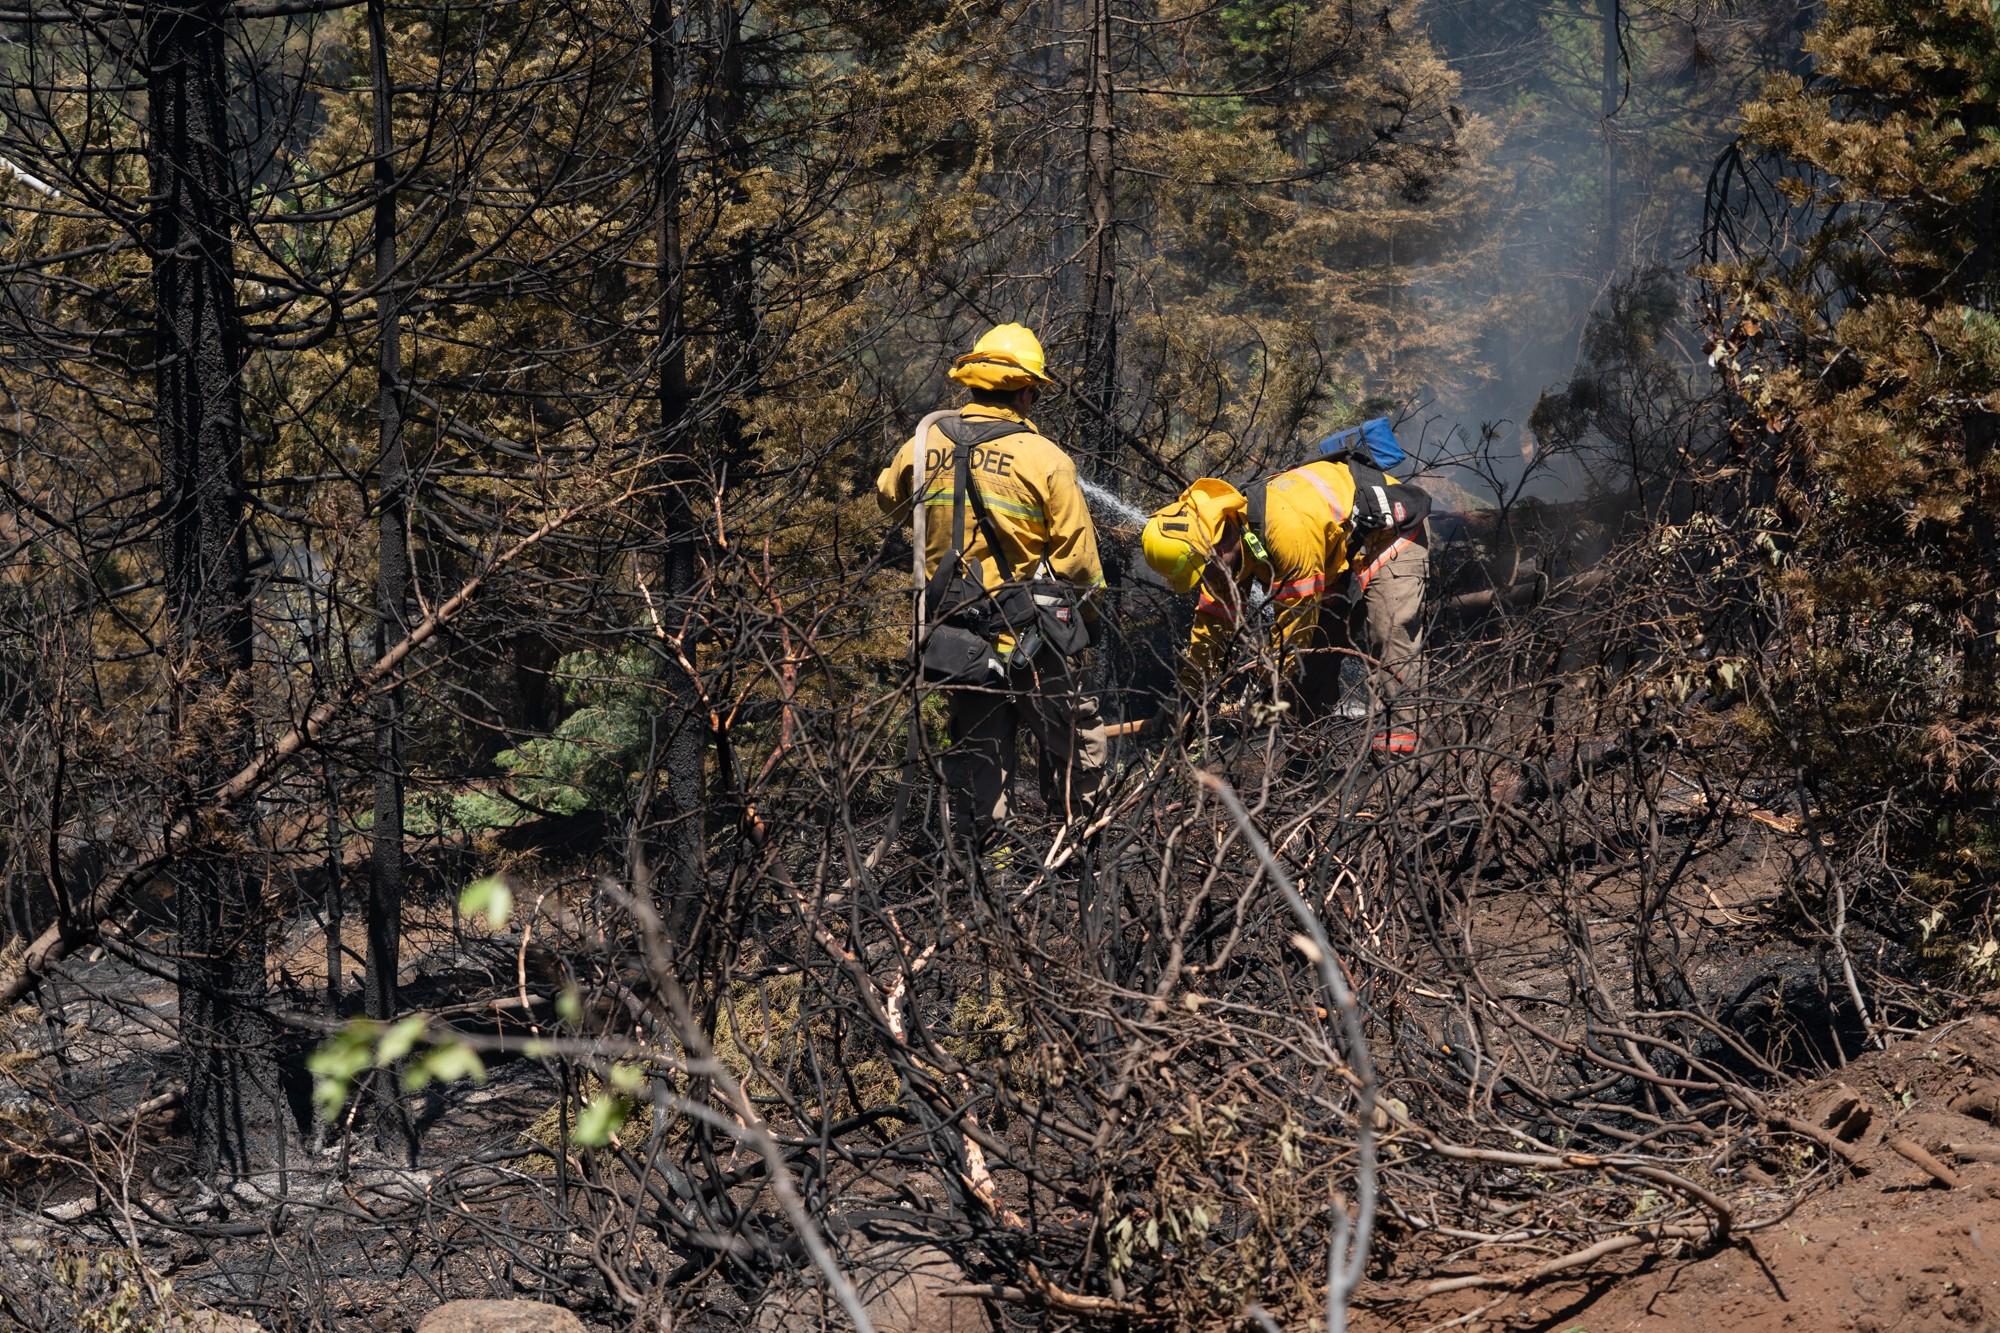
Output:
top-left (1078, 478), bottom-right (1149, 530)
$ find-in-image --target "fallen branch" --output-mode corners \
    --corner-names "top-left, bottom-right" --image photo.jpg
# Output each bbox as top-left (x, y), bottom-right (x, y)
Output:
top-left (1949, 1082), bottom-right (2000, 1123)
top-left (1765, 1109), bottom-right (1869, 1174)
top-left (36, 1084), bottom-right (186, 1152)
top-left (1945, 1142), bottom-right (2000, 1164)
top-left (1406, 1223), bottom-right (1709, 1298)
top-left (939, 1277), bottom-right (1154, 1317)
top-left (1390, 1191), bottom-right (1805, 1303)
top-left (1886, 1135), bottom-right (1960, 1188)
top-left (1435, 566), bottom-right (1610, 619)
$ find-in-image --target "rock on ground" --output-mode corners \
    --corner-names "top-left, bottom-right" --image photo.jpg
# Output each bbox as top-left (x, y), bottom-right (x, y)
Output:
top-left (416, 1300), bottom-right (587, 1333)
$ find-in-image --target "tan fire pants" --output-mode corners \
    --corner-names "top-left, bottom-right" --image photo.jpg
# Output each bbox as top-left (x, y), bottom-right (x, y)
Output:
top-left (944, 647), bottom-right (1106, 842)
top-left (1299, 533), bottom-right (1428, 747)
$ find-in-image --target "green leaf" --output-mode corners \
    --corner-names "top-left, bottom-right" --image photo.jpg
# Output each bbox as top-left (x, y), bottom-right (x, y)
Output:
top-left (306, 1021), bottom-right (377, 1079)
top-left (555, 988), bottom-right (581, 1024)
top-left (376, 1015), bottom-right (428, 1066)
top-left (313, 1080), bottom-right (351, 1124)
top-left (573, 1094), bottom-right (631, 1148)
top-left (607, 1062), bottom-right (644, 1095)
top-left (307, 1020), bottom-right (382, 1122)
top-left (459, 876), bottom-right (513, 931)
top-left (402, 1039), bottom-right (487, 1093)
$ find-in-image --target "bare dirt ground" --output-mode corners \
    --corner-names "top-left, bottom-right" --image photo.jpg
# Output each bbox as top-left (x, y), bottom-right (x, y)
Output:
top-left (1542, 1165), bottom-right (2000, 1332)
top-left (1374, 1015), bottom-right (2000, 1332)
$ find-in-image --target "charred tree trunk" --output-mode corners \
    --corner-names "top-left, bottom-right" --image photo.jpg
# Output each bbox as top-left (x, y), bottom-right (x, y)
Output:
top-left (146, 0), bottom-right (281, 1180)
top-left (1080, 0), bottom-right (1129, 706)
top-left (706, 0), bottom-right (757, 464)
top-left (366, 0), bottom-right (415, 1161)
top-left (1078, 0), bottom-right (1117, 468)
top-left (1599, 0), bottom-right (1620, 282)
top-left (1077, 0), bottom-right (1124, 967)
top-left (638, 0), bottom-right (707, 957)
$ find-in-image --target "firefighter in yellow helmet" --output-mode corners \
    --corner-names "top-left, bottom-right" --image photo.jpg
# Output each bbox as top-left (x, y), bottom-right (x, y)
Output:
top-left (1140, 457), bottom-right (1428, 754)
top-left (877, 323), bottom-right (1109, 845)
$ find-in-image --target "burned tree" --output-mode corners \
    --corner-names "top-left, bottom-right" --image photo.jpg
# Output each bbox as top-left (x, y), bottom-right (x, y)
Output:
top-left (145, 0), bottom-right (281, 1177)
top-left (364, 0), bottom-right (415, 1160)
top-left (635, 0), bottom-right (708, 950)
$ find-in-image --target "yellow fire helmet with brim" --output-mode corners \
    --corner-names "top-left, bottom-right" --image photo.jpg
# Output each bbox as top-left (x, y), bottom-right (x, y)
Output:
top-left (948, 323), bottom-right (1054, 392)
top-left (1140, 478), bottom-right (1248, 594)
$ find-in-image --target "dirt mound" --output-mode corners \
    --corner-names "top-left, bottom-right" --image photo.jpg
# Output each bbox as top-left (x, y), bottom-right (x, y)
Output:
top-left (1553, 1170), bottom-right (2000, 1331)
top-left (1376, 1012), bottom-right (2000, 1330)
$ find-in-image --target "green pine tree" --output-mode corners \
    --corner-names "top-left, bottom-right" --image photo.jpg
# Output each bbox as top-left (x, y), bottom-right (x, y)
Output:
top-left (1706, 0), bottom-right (2000, 941)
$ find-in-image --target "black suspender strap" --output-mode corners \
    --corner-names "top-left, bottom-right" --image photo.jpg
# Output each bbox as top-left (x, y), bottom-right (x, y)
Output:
top-left (963, 464), bottom-right (1016, 583)
top-left (944, 417), bottom-right (1031, 582)
top-left (950, 424), bottom-right (970, 557)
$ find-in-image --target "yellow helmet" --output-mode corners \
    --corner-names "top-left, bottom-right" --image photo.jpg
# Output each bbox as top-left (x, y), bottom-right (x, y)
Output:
top-left (1140, 479), bottom-right (1247, 593)
top-left (949, 323), bottom-right (1053, 392)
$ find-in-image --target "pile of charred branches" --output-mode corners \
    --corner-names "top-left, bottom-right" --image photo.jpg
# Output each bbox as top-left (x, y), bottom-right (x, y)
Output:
top-left (0, 520), bottom-right (1890, 1331)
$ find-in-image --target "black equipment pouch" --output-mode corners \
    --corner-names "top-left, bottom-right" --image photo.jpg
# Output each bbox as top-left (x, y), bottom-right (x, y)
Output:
top-left (926, 415), bottom-right (1093, 668)
top-left (1029, 583), bottom-right (1091, 657)
top-left (922, 561), bottom-right (991, 629)
top-left (993, 581), bottom-right (1091, 660)
top-left (1344, 461), bottom-right (1431, 537)
top-left (920, 622), bottom-right (1005, 685)
top-left (921, 556), bottom-right (1002, 685)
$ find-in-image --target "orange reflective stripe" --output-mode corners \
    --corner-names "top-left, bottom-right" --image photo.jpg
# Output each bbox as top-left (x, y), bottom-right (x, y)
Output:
top-left (1353, 534), bottom-right (1416, 594)
top-left (1270, 573), bottom-right (1325, 601)
top-left (1370, 730), bottom-right (1419, 753)
top-left (1195, 590), bottom-right (1237, 626)
top-left (1279, 466), bottom-right (1348, 522)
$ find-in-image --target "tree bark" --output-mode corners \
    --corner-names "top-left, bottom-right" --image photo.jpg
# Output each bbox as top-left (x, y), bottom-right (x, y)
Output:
top-left (1079, 0), bottom-right (1117, 468)
top-left (639, 0), bottom-right (707, 958)
top-left (705, 0), bottom-right (757, 463)
top-left (1599, 0), bottom-right (1620, 281)
top-left (366, 0), bottom-right (416, 1162)
top-left (146, 0), bottom-right (281, 1181)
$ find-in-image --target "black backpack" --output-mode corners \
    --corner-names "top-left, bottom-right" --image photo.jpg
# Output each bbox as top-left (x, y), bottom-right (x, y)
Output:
top-left (1341, 459), bottom-right (1431, 536)
top-left (917, 418), bottom-right (1090, 684)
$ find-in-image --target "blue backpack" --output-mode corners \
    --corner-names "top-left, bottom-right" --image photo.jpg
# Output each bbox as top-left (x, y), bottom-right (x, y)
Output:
top-left (1315, 416), bottom-right (1406, 470)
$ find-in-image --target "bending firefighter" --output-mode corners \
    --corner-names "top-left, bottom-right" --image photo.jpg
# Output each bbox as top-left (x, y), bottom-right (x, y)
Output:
top-left (1140, 452), bottom-right (1429, 753)
top-left (877, 323), bottom-right (1108, 846)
